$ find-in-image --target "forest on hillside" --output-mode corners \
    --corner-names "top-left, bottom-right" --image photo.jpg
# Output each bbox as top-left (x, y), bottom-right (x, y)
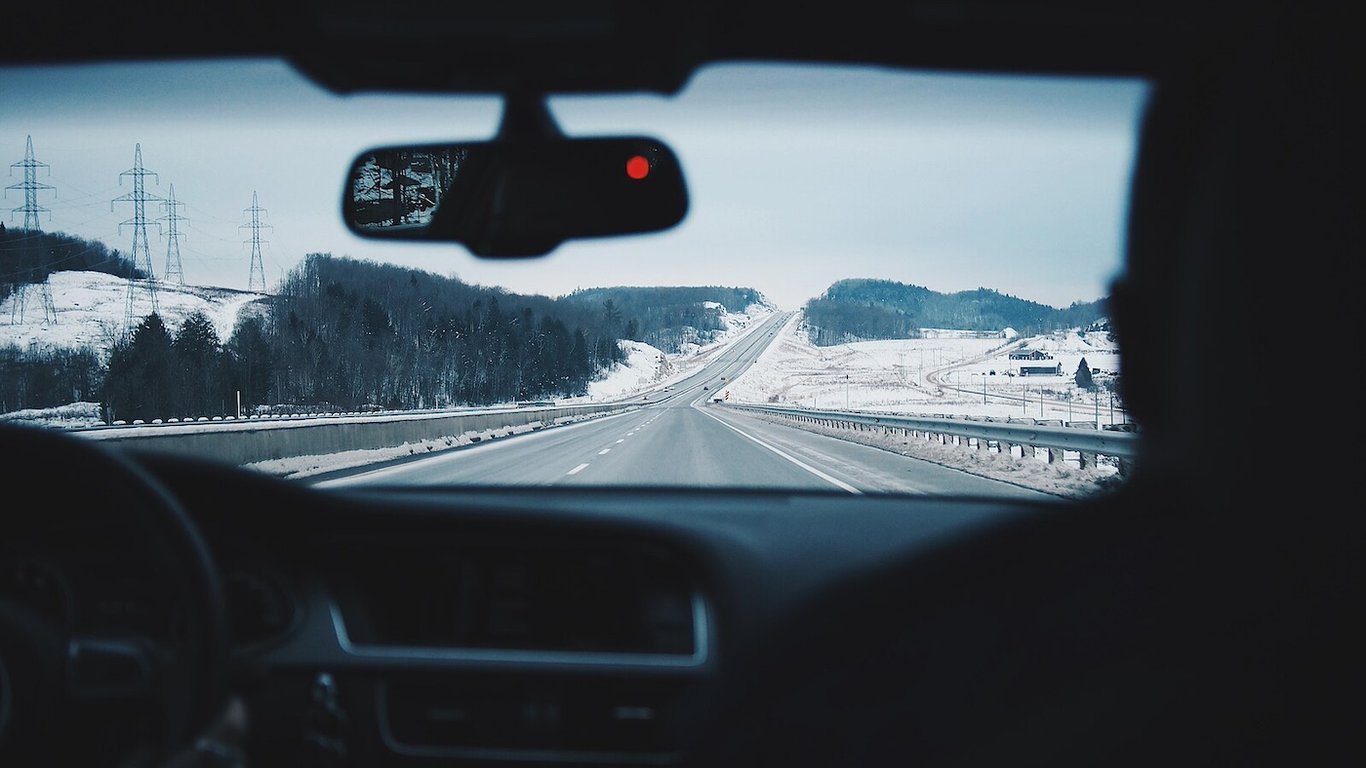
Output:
top-left (803, 278), bottom-right (1108, 345)
top-left (0, 226), bottom-right (144, 304)
top-left (2, 245), bottom-right (769, 421)
top-left (564, 285), bottom-right (768, 354)
top-left (263, 254), bottom-right (624, 410)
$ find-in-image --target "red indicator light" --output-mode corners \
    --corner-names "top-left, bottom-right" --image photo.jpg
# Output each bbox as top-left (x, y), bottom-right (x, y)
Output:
top-left (626, 155), bottom-right (650, 180)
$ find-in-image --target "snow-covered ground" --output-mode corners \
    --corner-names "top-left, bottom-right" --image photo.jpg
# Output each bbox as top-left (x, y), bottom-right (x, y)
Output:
top-left (712, 311), bottom-right (1128, 497)
top-left (719, 311), bottom-right (1126, 427)
top-left (1, 271), bottom-right (267, 359)
top-left (571, 300), bottom-right (778, 402)
top-left (2, 276), bottom-right (1125, 494)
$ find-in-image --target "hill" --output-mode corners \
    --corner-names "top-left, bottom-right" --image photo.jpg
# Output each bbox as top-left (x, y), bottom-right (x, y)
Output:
top-left (0, 252), bottom-right (776, 421)
top-left (1, 227), bottom-right (144, 305)
top-left (564, 285), bottom-right (776, 354)
top-left (803, 278), bottom-right (1107, 345)
top-left (1, 270), bottom-right (268, 360)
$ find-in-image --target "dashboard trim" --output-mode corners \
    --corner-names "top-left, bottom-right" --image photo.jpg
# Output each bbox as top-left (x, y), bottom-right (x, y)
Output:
top-left (327, 592), bottom-right (712, 669)
top-left (373, 679), bottom-right (684, 765)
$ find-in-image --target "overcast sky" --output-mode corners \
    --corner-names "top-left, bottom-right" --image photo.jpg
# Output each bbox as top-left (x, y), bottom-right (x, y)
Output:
top-left (2, 58), bottom-right (1149, 312)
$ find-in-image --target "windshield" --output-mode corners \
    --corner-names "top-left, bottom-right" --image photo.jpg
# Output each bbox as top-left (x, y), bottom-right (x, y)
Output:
top-left (0, 58), bottom-right (1148, 499)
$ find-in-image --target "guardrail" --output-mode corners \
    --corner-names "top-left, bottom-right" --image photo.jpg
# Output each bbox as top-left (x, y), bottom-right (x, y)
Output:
top-left (718, 401), bottom-right (1138, 476)
top-left (79, 401), bottom-right (643, 467)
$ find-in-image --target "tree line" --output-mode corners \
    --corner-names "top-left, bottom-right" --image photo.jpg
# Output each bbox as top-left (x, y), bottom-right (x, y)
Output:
top-left (803, 278), bottom-right (1108, 346)
top-left (7, 251), bottom-right (772, 422)
top-left (0, 227), bottom-right (145, 304)
top-left (263, 253), bottom-right (621, 412)
top-left (564, 285), bottom-right (769, 353)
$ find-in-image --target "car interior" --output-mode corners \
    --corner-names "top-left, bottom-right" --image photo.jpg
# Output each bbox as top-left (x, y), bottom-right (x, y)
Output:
top-left (1, 1), bottom-right (1359, 767)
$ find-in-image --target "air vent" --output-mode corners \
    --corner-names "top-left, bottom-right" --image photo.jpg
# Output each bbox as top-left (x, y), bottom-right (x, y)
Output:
top-left (381, 674), bottom-right (690, 758)
top-left (224, 565), bottom-right (296, 649)
top-left (333, 541), bottom-right (701, 658)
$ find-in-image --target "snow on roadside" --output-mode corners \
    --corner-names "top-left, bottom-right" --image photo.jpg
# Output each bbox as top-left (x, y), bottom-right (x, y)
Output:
top-left (716, 311), bottom-right (1126, 498)
top-left (0, 401), bottom-right (105, 429)
top-left (583, 339), bottom-right (674, 400)
top-left (719, 310), bottom-right (1124, 425)
top-left (567, 300), bottom-right (778, 403)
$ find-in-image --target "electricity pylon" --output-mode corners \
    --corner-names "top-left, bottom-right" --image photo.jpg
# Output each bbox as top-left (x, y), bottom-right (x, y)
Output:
top-left (161, 184), bottom-right (186, 286)
top-left (241, 190), bottom-right (271, 293)
top-left (6, 135), bottom-right (54, 230)
top-left (112, 143), bottom-right (162, 333)
top-left (4, 136), bottom-right (58, 324)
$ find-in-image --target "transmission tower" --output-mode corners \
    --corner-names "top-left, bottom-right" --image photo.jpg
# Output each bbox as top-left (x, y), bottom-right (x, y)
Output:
top-left (112, 143), bottom-right (162, 332)
top-left (6, 135), bottom-right (55, 230)
top-left (8, 264), bottom-right (58, 326)
top-left (240, 190), bottom-right (271, 293)
top-left (5, 137), bottom-right (58, 325)
top-left (161, 184), bottom-right (186, 286)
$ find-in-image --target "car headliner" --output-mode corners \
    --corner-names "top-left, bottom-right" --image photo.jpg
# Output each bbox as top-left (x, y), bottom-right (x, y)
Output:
top-left (6, 1), bottom-right (1223, 94)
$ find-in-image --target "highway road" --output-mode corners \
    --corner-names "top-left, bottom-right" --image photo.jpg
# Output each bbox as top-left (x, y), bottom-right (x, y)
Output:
top-left (316, 312), bottom-right (1053, 499)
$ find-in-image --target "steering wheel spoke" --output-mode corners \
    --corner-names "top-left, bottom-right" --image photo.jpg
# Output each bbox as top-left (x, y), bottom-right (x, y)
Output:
top-left (67, 635), bottom-right (156, 700)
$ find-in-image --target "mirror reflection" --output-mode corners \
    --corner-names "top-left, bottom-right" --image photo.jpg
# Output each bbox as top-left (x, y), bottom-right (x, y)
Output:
top-left (343, 137), bottom-right (689, 257)
top-left (350, 147), bottom-right (468, 230)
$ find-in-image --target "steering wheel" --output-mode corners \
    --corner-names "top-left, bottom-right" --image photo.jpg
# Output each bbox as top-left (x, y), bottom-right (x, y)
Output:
top-left (0, 422), bottom-right (228, 768)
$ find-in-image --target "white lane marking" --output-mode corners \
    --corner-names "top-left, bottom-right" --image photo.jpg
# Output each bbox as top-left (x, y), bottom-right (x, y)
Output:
top-left (567, 463), bottom-right (590, 475)
top-left (615, 439), bottom-right (625, 444)
top-left (313, 408), bottom-right (638, 488)
top-left (598, 448), bottom-right (611, 455)
top-left (697, 408), bottom-right (861, 494)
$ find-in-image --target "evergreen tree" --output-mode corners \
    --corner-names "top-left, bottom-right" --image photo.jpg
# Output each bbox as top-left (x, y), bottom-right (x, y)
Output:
top-left (103, 313), bottom-right (175, 421)
top-left (225, 313), bottom-right (274, 414)
top-left (174, 311), bottom-right (224, 416)
top-left (603, 299), bottom-right (622, 331)
top-left (1075, 357), bottom-right (1095, 390)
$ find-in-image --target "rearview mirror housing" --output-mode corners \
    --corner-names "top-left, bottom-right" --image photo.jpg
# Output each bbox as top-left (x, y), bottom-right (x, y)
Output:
top-left (342, 136), bottom-right (688, 257)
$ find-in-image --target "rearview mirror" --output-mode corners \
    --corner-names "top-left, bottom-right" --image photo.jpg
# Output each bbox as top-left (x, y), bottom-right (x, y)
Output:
top-left (342, 136), bottom-right (688, 257)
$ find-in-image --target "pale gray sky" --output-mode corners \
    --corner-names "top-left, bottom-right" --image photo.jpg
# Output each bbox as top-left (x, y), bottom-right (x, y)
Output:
top-left (2, 57), bottom-right (1149, 311)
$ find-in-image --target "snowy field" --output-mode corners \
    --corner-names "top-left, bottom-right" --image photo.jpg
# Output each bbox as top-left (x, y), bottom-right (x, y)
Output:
top-left (706, 312), bottom-right (1128, 497)
top-left (719, 311), bottom-right (1126, 427)
top-left (1, 271), bottom-right (267, 360)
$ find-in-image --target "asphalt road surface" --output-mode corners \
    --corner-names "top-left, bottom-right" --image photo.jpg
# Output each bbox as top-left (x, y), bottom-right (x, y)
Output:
top-left (317, 312), bottom-right (1052, 499)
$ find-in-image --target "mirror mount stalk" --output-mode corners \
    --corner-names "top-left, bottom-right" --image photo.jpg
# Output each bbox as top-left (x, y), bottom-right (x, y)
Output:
top-left (496, 91), bottom-right (565, 143)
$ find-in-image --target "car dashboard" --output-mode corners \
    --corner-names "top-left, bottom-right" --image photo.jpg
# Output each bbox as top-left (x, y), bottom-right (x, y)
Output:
top-left (109, 448), bottom-right (1047, 767)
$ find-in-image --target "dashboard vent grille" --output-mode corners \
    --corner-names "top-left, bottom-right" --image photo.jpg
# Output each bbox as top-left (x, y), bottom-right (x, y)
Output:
top-left (334, 540), bottom-right (699, 657)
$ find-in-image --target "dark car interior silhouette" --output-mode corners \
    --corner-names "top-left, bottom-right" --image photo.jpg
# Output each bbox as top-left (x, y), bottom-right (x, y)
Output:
top-left (1, 2), bottom-right (1359, 767)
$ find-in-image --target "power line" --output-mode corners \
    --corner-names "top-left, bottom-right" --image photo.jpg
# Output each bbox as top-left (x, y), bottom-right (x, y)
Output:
top-left (6, 135), bottom-right (55, 230)
top-left (240, 190), bottom-right (271, 294)
top-left (112, 142), bottom-right (162, 332)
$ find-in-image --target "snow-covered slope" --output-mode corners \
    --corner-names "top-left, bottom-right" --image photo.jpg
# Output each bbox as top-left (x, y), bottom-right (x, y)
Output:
top-left (0, 271), bottom-right (268, 359)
